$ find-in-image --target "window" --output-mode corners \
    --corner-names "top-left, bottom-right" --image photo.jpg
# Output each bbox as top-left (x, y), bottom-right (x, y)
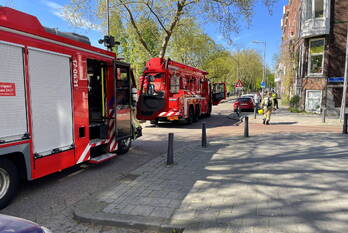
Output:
top-left (305, 0), bottom-right (324, 19)
top-left (141, 73), bottom-right (164, 98)
top-left (116, 67), bottom-right (130, 105)
top-left (308, 38), bottom-right (325, 75)
top-left (170, 74), bottom-right (180, 94)
top-left (315, 0), bottom-right (324, 17)
top-left (305, 0), bottom-right (312, 19)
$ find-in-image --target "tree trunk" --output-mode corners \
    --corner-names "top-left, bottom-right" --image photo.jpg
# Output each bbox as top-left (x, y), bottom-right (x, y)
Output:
top-left (159, 0), bottom-right (186, 59)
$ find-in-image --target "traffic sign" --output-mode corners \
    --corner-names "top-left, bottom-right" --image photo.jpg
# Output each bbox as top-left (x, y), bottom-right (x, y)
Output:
top-left (328, 77), bottom-right (344, 83)
top-left (235, 80), bottom-right (244, 88)
top-left (260, 81), bottom-right (266, 88)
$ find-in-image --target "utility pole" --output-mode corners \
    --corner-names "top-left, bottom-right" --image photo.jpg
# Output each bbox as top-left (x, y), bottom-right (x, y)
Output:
top-left (340, 24), bottom-right (348, 120)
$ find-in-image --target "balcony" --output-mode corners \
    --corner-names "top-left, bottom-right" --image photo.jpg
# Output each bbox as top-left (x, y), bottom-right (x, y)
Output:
top-left (301, 17), bottom-right (330, 38)
top-left (300, 0), bottom-right (330, 38)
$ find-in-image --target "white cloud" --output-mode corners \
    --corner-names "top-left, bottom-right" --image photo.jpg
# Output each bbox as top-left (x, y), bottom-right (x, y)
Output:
top-left (41, 0), bottom-right (101, 31)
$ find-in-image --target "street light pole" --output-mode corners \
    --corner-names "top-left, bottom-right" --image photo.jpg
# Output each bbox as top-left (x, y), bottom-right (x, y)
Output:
top-left (231, 55), bottom-right (240, 95)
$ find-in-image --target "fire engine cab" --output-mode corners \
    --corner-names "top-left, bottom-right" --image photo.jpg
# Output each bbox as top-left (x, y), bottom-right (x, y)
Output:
top-left (0, 7), bottom-right (141, 208)
top-left (137, 58), bottom-right (226, 124)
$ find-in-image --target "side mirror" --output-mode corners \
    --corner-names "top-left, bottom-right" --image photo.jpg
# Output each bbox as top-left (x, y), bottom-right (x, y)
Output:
top-left (212, 83), bottom-right (226, 105)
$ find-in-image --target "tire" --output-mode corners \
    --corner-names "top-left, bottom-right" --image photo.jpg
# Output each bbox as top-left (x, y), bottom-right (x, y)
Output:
top-left (116, 138), bottom-right (132, 155)
top-left (206, 103), bottom-right (212, 118)
top-left (193, 106), bottom-right (200, 122)
top-left (187, 106), bottom-right (194, 124)
top-left (0, 158), bottom-right (19, 209)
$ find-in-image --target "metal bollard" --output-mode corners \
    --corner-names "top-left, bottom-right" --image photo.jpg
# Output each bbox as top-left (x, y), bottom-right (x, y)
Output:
top-left (254, 106), bottom-right (257, 119)
top-left (202, 123), bottom-right (207, 148)
top-left (244, 116), bottom-right (249, 137)
top-left (322, 107), bottom-right (326, 123)
top-left (343, 114), bottom-right (348, 134)
top-left (167, 133), bottom-right (174, 165)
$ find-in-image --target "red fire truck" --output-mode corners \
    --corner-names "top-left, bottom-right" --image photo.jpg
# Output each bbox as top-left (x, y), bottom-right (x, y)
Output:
top-left (0, 7), bottom-right (141, 208)
top-left (137, 58), bottom-right (226, 124)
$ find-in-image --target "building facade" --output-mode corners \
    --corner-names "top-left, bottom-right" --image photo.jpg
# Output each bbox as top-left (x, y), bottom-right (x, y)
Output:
top-left (279, 0), bottom-right (348, 115)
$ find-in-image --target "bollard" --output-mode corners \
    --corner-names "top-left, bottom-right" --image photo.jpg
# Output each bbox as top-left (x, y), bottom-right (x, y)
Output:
top-left (202, 123), bottom-right (207, 148)
top-left (254, 106), bottom-right (257, 119)
top-left (343, 114), bottom-right (348, 134)
top-left (244, 116), bottom-right (249, 137)
top-left (321, 107), bottom-right (326, 123)
top-left (167, 133), bottom-right (174, 165)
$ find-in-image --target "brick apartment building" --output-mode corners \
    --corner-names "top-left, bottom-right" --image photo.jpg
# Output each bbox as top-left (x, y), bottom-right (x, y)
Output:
top-left (278, 0), bottom-right (348, 115)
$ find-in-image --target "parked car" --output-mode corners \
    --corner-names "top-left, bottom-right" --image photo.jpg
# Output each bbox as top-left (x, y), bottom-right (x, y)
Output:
top-left (233, 97), bottom-right (255, 112)
top-left (0, 214), bottom-right (51, 233)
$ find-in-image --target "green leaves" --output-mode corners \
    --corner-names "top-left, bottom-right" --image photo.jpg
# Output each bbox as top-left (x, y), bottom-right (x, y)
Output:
top-left (63, 0), bottom-right (274, 86)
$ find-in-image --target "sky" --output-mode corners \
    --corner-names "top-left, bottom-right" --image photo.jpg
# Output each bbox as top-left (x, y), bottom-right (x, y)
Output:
top-left (0, 0), bottom-right (287, 69)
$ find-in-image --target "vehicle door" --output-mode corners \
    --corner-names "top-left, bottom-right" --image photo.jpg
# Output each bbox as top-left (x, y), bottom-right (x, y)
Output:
top-left (115, 63), bottom-right (132, 139)
top-left (212, 83), bottom-right (226, 105)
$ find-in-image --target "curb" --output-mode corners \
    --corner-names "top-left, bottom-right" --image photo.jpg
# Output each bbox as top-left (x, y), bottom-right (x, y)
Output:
top-left (73, 202), bottom-right (184, 233)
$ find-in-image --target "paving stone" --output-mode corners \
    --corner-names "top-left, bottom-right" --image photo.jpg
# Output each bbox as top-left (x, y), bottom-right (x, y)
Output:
top-left (129, 205), bottom-right (154, 216)
top-left (149, 207), bottom-right (174, 218)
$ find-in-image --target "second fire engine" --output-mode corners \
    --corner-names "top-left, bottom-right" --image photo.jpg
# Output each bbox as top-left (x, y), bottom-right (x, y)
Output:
top-left (137, 58), bottom-right (226, 124)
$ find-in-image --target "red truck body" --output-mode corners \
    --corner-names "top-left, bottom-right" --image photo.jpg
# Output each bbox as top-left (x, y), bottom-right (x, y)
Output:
top-left (137, 58), bottom-right (226, 123)
top-left (0, 7), bottom-right (141, 208)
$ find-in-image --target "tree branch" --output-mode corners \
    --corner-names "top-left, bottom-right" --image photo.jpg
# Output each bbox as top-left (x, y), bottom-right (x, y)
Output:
top-left (144, 1), bottom-right (169, 34)
top-left (118, 0), bottom-right (153, 56)
top-left (159, 0), bottom-right (186, 58)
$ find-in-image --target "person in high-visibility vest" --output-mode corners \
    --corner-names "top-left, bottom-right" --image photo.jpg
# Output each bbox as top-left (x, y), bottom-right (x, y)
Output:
top-left (260, 92), bottom-right (275, 125)
top-left (272, 91), bottom-right (279, 109)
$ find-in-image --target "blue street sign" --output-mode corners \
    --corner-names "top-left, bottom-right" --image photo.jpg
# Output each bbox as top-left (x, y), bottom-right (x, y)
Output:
top-left (261, 81), bottom-right (266, 88)
top-left (328, 77), bottom-right (344, 83)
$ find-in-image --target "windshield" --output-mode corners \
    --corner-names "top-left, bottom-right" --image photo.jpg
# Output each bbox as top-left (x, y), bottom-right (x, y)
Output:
top-left (238, 98), bottom-right (252, 103)
top-left (140, 73), bottom-right (165, 98)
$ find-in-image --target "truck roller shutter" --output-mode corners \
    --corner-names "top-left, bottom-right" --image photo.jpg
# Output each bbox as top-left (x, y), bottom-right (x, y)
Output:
top-left (28, 48), bottom-right (73, 156)
top-left (0, 42), bottom-right (28, 142)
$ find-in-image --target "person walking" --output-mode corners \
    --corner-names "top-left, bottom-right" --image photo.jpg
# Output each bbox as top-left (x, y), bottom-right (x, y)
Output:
top-left (272, 91), bottom-right (279, 110)
top-left (260, 92), bottom-right (274, 125)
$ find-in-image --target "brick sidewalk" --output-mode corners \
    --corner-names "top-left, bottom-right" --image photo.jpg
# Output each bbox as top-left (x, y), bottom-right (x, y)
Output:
top-left (73, 108), bottom-right (346, 233)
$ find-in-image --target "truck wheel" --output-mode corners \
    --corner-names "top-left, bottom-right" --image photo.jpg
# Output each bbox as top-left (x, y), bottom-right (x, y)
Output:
top-left (187, 106), bottom-right (194, 124)
top-left (116, 138), bottom-right (132, 155)
top-left (0, 158), bottom-right (19, 209)
top-left (194, 106), bottom-right (200, 122)
top-left (206, 104), bottom-right (212, 118)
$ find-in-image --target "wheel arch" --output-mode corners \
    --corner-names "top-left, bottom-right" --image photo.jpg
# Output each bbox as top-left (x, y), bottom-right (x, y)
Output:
top-left (0, 143), bottom-right (31, 180)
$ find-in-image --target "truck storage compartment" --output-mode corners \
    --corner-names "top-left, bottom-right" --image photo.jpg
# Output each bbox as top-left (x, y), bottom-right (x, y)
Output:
top-left (0, 42), bottom-right (28, 142)
top-left (28, 48), bottom-right (74, 156)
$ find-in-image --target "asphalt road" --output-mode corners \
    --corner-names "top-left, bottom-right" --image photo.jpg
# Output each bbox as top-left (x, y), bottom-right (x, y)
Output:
top-left (1, 101), bottom-right (238, 233)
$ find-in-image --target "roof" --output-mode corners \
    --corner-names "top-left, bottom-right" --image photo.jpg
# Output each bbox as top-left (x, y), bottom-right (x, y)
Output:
top-left (0, 7), bottom-right (115, 58)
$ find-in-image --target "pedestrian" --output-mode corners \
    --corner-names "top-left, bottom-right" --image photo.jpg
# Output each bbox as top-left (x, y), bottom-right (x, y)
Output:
top-left (260, 92), bottom-right (274, 125)
top-left (254, 92), bottom-right (261, 110)
top-left (272, 91), bottom-right (279, 109)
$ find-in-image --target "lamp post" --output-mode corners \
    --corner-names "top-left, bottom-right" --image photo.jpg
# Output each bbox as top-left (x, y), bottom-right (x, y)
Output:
top-left (252, 40), bottom-right (266, 95)
top-left (231, 55), bottom-right (240, 95)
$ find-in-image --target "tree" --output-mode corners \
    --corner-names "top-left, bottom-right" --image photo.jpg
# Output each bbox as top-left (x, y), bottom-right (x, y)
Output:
top-left (65, 0), bottom-right (276, 58)
top-left (168, 18), bottom-right (220, 68)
